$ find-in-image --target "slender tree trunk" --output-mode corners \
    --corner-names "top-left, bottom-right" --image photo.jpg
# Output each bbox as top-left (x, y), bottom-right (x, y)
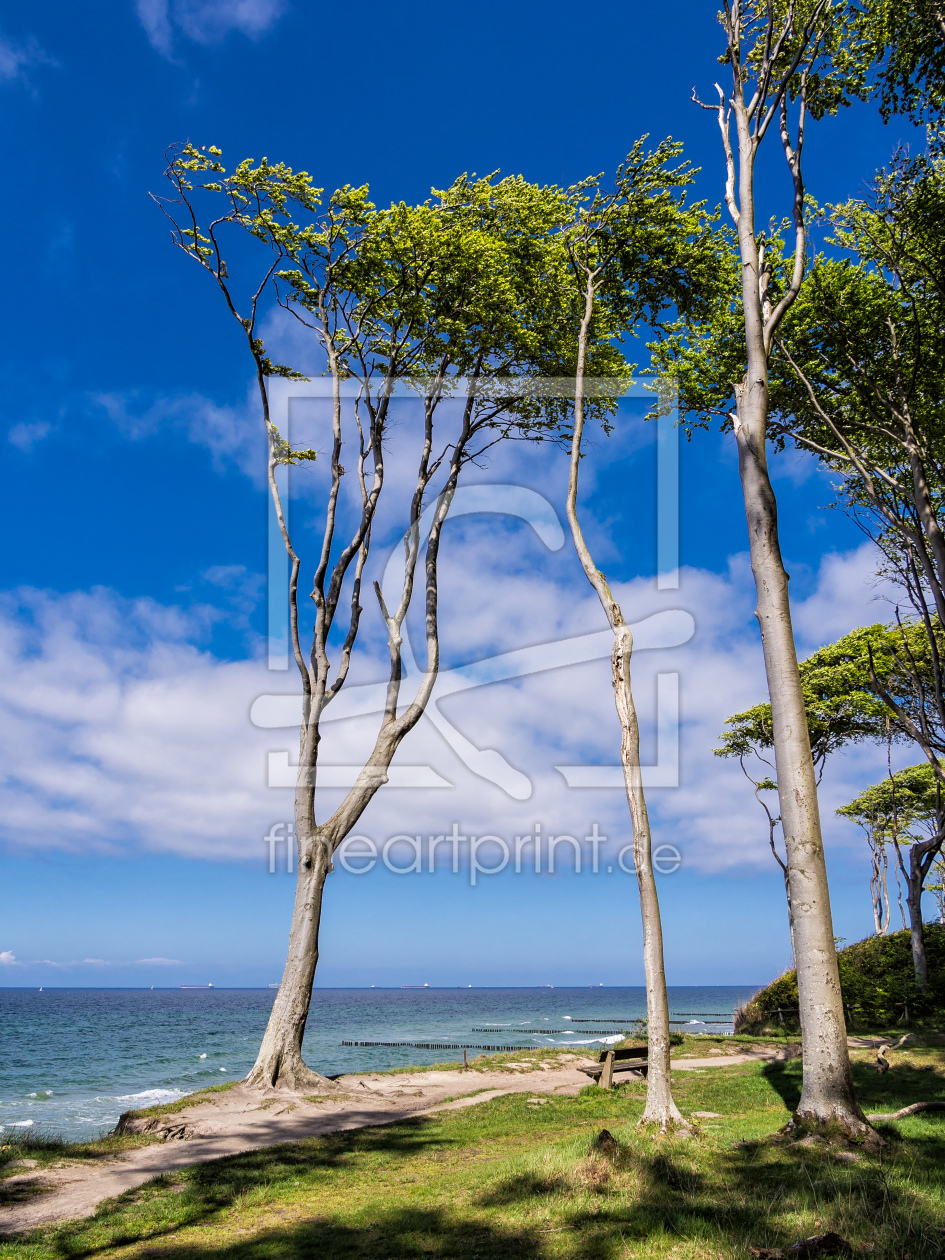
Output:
top-left (612, 628), bottom-right (682, 1127)
top-left (721, 68), bottom-right (871, 1130)
top-left (898, 833), bottom-right (943, 992)
top-left (565, 281), bottom-right (682, 1130)
top-left (906, 856), bottom-right (929, 993)
top-left (869, 840), bottom-right (891, 935)
top-left (245, 381), bottom-right (471, 1092)
top-left (733, 377), bottom-right (868, 1133)
top-left (246, 828), bottom-right (336, 1090)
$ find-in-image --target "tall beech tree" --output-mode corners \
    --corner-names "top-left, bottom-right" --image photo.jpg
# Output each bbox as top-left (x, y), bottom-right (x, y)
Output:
top-left (679, 0), bottom-right (873, 1134)
top-left (159, 147), bottom-right (603, 1091)
top-left (560, 141), bottom-right (716, 1129)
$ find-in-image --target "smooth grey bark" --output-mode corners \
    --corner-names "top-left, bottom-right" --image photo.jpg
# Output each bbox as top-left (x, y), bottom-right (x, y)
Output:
top-left (246, 377), bottom-right (474, 1090)
top-left (734, 369), bottom-right (866, 1130)
top-left (892, 829), bottom-right (943, 992)
top-left (565, 283), bottom-right (682, 1130)
top-left (701, 0), bottom-right (871, 1134)
top-left (869, 838), bottom-right (892, 936)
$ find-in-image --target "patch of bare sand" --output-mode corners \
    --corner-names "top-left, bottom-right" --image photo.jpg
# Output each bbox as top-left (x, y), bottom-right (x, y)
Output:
top-left (0, 1060), bottom-right (593, 1236)
top-left (0, 1046), bottom-right (789, 1236)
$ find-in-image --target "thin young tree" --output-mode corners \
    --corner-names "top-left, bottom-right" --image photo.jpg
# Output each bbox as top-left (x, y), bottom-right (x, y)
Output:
top-left (560, 141), bottom-right (716, 1128)
top-left (159, 147), bottom-right (584, 1090)
top-left (684, 0), bottom-right (873, 1133)
top-left (838, 764), bottom-right (945, 990)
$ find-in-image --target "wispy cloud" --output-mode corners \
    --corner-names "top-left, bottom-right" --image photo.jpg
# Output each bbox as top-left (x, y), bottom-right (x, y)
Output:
top-left (0, 954), bottom-right (185, 968)
top-left (8, 421), bottom-right (52, 452)
top-left (93, 387), bottom-right (266, 482)
top-left (0, 26), bottom-right (55, 87)
top-left (0, 535), bottom-right (903, 883)
top-left (135, 0), bottom-right (287, 58)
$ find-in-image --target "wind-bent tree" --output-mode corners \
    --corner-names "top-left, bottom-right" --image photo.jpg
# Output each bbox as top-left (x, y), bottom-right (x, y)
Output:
top-left (716, 646), bottom-right (888, 946)
top-left (720, 620), bottom-right (945, 983)
top-left (660, 0), bottom-right (874, 1134)
top-left (840, 790), bottom-right (895, 936)
top-left (159, 147), bottom-right (586, 1090)
top-left (559, 140), bottom-right (716, 1128)
top-left (838, 764), bottom-right (945, 990)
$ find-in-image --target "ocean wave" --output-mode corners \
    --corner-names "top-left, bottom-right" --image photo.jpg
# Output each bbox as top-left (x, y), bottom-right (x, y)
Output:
top-left (103, 1089), bottom-right (184, 1105)
top-left (540, 1035), bottom-right (624, 1046)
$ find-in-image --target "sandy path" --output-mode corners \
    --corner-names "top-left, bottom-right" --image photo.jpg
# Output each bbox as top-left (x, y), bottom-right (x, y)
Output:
top-left (0, 1048), bottom-right (785, 1236)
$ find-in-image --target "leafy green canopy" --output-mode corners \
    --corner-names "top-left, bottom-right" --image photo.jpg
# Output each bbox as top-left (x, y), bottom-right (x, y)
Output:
top-left (763, 152), bottom-right (945, 538)
top-left (716, 620), bottom-right (945, 769)
top-left (837, 762), bottom-right (942, 843)
top-left (161, 142), bottom-right (717, 444)
top-left (560, 138), bottom-right (720, 358)
top-left (866, 0), bottom-right (945, 125)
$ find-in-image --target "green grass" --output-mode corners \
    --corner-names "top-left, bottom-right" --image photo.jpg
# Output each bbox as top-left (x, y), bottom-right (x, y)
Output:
top-left (0, 1132), bottom-right (155, 1193)
top-left (2, 1050), bottom-right (944, 1259)
top-left (360, 1047), bottom-right (598, 1076)
top-left (117, 1081), bottom-right (242, 1123)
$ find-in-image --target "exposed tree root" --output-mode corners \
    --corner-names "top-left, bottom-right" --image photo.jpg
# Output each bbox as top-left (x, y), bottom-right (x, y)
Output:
top-left (866, 1100), bottom-right (945, 1122)
top-left (243, 1048), bottom-right (346, 1095)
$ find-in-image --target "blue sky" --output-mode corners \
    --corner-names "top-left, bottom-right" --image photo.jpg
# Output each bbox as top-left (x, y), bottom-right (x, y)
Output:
top-left (0, 0), bottom-right (926, 990)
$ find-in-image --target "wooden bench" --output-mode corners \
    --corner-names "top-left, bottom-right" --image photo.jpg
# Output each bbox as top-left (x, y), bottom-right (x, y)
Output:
top-left (579, 1044), bottom-right (649, 1089)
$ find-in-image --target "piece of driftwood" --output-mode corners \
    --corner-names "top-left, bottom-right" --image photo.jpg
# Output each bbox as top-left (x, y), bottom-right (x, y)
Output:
top-left (866, 1100), bottom-right (945, 1122)
top-left (749, 1231), bottom-right (852, 1258)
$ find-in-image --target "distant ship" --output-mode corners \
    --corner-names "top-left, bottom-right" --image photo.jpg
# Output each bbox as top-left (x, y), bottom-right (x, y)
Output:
top-left (267, 984), bottom-right (279, 989)
top-left (401, 983), bottom-right (429, 989)
top-left (181, 983), bottom-right (215, 989)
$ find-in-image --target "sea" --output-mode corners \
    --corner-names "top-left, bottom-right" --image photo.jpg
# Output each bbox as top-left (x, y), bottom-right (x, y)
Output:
top-left (0, 986), bottom-right (758, 1141)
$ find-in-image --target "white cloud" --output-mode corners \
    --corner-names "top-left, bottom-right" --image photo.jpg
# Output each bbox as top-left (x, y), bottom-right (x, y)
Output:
top-left (136, 0), bottom-right (287, 57)
top-left (8, 421), bottom-right (52, 452)
top-left (792, 542), bottom-right (900, 647)
top-left (0, 530), bottom-right (904, 887)
top-left (0, 950), bottom-right (16, 965)
top-left (0, 27), bottom-right (54, 86)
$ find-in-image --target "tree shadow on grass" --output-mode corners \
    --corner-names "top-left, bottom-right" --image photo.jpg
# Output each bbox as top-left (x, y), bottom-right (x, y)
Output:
top-left (30, 1119), bottom-right (471, 1259)
top-left (851, 1059), bottom-right (945, 1114)
top-left (762, 1053), bottom-right (945, 1121)
top-left (136, 1208), bottom-right (546, 1260)
top-left (475, 1129), bottom-right (945, 1260)
top-left (760, 1059), bottom-right (803, 1113)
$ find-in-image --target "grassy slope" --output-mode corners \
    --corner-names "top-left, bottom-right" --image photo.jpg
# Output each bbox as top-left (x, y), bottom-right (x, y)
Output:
top-left (2, 1043), bottom-right (943, 1260)
top-left (737, 926), bottom-right (945, 1032)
